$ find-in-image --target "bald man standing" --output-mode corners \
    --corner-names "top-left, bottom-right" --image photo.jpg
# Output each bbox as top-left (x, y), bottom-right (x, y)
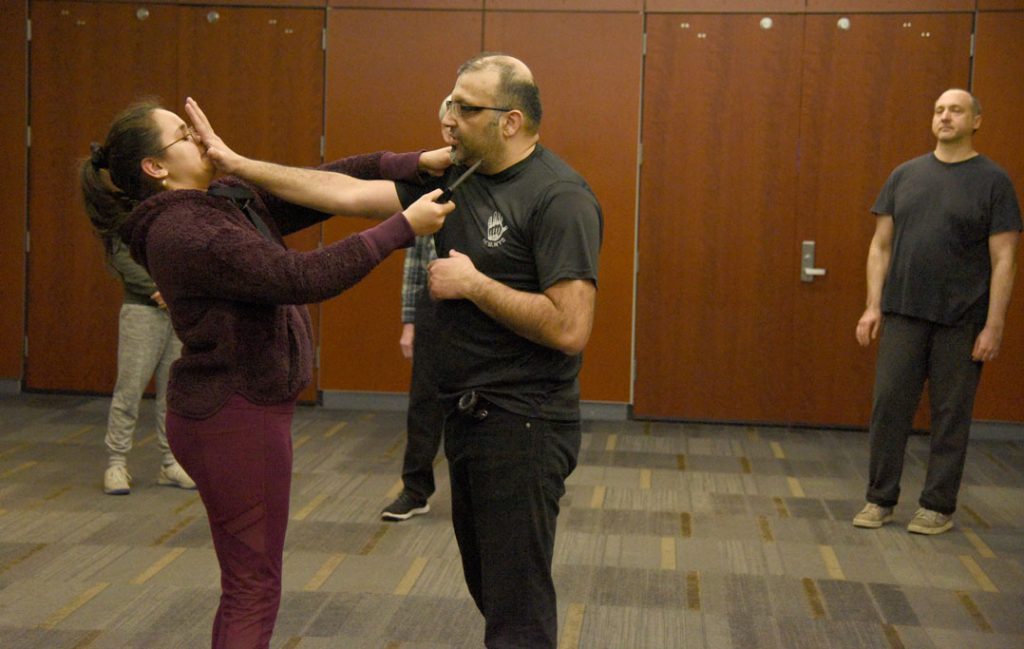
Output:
top-left (395, 53), bottom-right (602, 647)
top-left (853, 89), bottom-right (1021, 535)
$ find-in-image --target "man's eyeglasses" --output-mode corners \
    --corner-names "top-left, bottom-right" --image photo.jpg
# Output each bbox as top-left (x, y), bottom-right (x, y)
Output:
top-left (156, 125), bottom-right (196, 154)
top-left (444, 100), bottom-right (512, 118)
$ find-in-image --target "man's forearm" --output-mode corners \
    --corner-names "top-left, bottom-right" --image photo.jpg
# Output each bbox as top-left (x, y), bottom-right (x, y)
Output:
top-left (864, 247), bottom-right (890, 309)
top-left (467, 278), bottom-right (594, 356)
top-left (233, 157), bottom-right (400, 218)
top-left (985, 249), bottom-right (1018, 331)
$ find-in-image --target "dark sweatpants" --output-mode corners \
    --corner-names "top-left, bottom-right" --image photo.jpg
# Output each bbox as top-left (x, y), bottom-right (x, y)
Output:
top-left (444, 400), bottom-right (580, 649)
top-left (400, 350), bottom-right (444, 502)
top-left (168, 394), bottom-right (295, 649)
top-left (866, 314), bottom-right (983, 515)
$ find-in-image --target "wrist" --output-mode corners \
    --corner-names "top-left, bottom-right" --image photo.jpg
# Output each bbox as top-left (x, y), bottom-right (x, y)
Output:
top-left (983, 321), bottom-right (1004, 334)
top-left (223, 153), bottom-right (251, 178)
top-left (464, 270), bottom-right (490, 302)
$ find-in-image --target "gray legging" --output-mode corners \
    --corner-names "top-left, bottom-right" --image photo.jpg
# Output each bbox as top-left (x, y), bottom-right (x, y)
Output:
top-left (106, 303), bottom-right (181, 467)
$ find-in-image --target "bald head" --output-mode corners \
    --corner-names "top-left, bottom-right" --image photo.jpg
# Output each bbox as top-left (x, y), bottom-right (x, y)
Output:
top-left (458, 53), bottom-right (542, 133)
top-left (938, 88), bottom-right (981, 117)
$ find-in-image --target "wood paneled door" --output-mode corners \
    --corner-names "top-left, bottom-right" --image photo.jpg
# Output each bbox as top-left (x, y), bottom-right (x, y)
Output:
top-left (971, 10), bottom-right (1024, 422)
top-left (320, 7), bottom-right (483, 395)
top-left (0, 1), bottom-right (28, 382)
top-left (27, 1), bottom-right (179, 392)
top-left (635, 13), bottom-right (804, 423)
top-left (177, 5), bottom-right (326, 402)
top-left (484, 9), bottom-right (642, 403)
top-left (793, 13), bottom-right (973, 426)
top-left (26, 2), bottom-right (325, 396)
top-left (635, 12), bottom-right (973, 426)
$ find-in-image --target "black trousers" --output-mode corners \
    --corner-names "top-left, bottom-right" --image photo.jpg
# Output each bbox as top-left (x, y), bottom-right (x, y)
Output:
top-left (444, 399), bottom-right (580, 649)
top-left (866, 314), bottom-right (983, 515)
top-left (400, 350), bottom-right (444, 502)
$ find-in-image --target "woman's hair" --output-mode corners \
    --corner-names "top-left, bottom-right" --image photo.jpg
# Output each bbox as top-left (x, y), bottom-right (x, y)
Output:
top-left (79, 99), bottom-right (165, 256)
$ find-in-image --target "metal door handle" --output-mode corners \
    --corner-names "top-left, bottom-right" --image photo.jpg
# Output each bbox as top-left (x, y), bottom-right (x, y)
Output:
top-left (801, 241), bottom-right (827, 282)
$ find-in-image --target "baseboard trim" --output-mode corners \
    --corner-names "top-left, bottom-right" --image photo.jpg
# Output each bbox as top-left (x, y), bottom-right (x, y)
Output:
top-left (320, 390), bottom-right (408, 412)
top-left (0, 379), bottom-right (20, 395)
top-left (971, 420), bottom-right (1024, 441)
top-left (320, 390), bottom-right (629, 421)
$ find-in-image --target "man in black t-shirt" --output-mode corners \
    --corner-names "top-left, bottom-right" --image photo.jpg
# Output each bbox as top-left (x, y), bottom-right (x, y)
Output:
top-left (853, 89), bottom-right (1021, 536)
top-left (396, 54), bottom-right (602, 648)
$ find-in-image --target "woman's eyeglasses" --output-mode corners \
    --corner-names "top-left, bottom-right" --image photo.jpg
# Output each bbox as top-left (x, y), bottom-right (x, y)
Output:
top-left (156, 125), bottom-right (196, 154)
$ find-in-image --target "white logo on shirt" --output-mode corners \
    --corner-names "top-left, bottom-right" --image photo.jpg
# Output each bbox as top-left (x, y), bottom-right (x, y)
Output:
top-left (484, 211), bottom-right (509, 248)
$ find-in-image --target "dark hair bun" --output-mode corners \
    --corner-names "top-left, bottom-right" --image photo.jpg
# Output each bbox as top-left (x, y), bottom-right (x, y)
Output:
top-left (89, 142), bottom-right (109, 170)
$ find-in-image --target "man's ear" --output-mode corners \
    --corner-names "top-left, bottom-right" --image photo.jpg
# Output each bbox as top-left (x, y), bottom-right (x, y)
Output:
top-left (972, 114), bottom-right (982, 133)
top-left (501, 110), bottom-right (524, 138)
top-left (141, 157), bottom-right (168, 182)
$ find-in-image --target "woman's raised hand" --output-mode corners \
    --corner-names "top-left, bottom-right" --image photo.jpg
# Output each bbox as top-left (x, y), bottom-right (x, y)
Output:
top-left (184, 97), bottom-right (244, 174)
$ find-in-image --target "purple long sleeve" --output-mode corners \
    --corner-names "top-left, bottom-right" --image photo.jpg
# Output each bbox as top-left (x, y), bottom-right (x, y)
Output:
top-left (358, 212), bottom-right (416, 263)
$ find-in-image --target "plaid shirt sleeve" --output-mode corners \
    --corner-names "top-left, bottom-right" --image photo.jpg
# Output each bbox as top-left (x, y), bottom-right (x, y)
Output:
top-left (401, 236), bottom-right (437, 323)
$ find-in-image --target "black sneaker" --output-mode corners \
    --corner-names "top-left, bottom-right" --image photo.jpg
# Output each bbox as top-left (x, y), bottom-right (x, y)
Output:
top-left (381, 492), bottom-right (430, 521)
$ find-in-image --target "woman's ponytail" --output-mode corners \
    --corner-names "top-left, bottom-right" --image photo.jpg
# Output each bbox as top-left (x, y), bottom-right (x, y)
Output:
top-left (79, 100), bottom-right (163, 256)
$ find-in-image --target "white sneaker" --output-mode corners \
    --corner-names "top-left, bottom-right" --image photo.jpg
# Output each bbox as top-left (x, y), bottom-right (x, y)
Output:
top-left (907, 507), bottom-right (953, 535)
top-left (158, 462), bottom-right (196, 490)
top-left (852, 502), bottom-right (893, 528)
top-left (104, 465), bottom-right (132, 495)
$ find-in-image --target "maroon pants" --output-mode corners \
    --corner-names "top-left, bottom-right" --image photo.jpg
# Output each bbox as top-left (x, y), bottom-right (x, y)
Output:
top-left (167, 394), bottom-right (295, 649)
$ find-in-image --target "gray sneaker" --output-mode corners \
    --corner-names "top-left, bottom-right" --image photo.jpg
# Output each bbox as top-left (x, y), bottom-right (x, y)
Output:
top-left (852, 503), bottom-right (893, 528)
top-left (104, 465), bottom-right (131, 495)
top-left (907, 508), bottom-right (953, 535)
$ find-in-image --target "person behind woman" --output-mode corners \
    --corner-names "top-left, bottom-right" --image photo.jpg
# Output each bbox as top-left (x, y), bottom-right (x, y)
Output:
top-left (80, 98), bottom-right (453, 649)
top-left (87, 217), bottom-right (194, 494)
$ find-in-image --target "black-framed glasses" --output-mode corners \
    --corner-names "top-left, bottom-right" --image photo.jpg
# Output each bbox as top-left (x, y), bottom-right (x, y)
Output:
top-left (444, 100), bottom-right (512, 118)
top-left (156, 125), bottom-right (196, 154)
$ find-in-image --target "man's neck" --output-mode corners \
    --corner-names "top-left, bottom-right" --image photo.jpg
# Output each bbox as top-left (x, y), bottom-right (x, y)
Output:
top-left (934, 139), bottom-right (978, 164)
top-left (484, 136), bottom-right (539, 174)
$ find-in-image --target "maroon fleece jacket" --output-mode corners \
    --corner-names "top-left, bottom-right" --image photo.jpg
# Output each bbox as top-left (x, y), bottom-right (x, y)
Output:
top-left (120, 151), bottom-right (421, 419)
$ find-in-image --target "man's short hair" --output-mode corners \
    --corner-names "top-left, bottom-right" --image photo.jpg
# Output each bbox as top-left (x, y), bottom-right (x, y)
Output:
top-left (458, 53), bottom-right (542, 133)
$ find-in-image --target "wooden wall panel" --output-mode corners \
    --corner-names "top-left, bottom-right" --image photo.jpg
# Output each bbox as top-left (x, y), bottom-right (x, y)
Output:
top-left (794, 13), bottom-right (973, 427)
top-left (489, 0), bottom-right (640, 10)
top-left (634, 14), bottom-right (803, 421)
top-left (0, 1), bottom-right (27, 381)
top-left (27, 1), bottom-right (179, 392)
top-left (177, 7), bottom-right (324, 168)
top-left (483, 11), bottom-right (641, 403)
top-left (978, 0), bottom-right (1024, 8)
top-left (971, 11), bottom-right (1024, 422)
top-left (320, 8), bottom-right (482, 393)
top-left (178, 0), bottom-right (324, 6)
top-left (646, 1), bottom-right (804, 12)
top-left (87, 0), bottom-right (327, 6)
top-left (805, 0), bottom-right (974, 11)
top-left (328, 0), bottom-right (480, 7)
top-left (178, 5), bottom-right (325, 401)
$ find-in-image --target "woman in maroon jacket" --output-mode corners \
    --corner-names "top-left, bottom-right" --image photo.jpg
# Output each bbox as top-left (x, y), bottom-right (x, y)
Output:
top-left (81, 99), bottom-right (452, 649)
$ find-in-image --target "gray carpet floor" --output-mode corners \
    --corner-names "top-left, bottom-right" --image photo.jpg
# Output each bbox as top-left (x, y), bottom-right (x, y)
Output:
top-left (0, 393), bottom-right (1021, 648)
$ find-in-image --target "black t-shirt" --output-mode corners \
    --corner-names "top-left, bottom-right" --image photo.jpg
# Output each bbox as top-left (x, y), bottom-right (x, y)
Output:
top-left (872, 153), bottom-right (1022, 325)
top-left (397, 145), bottom-right (603, 421)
